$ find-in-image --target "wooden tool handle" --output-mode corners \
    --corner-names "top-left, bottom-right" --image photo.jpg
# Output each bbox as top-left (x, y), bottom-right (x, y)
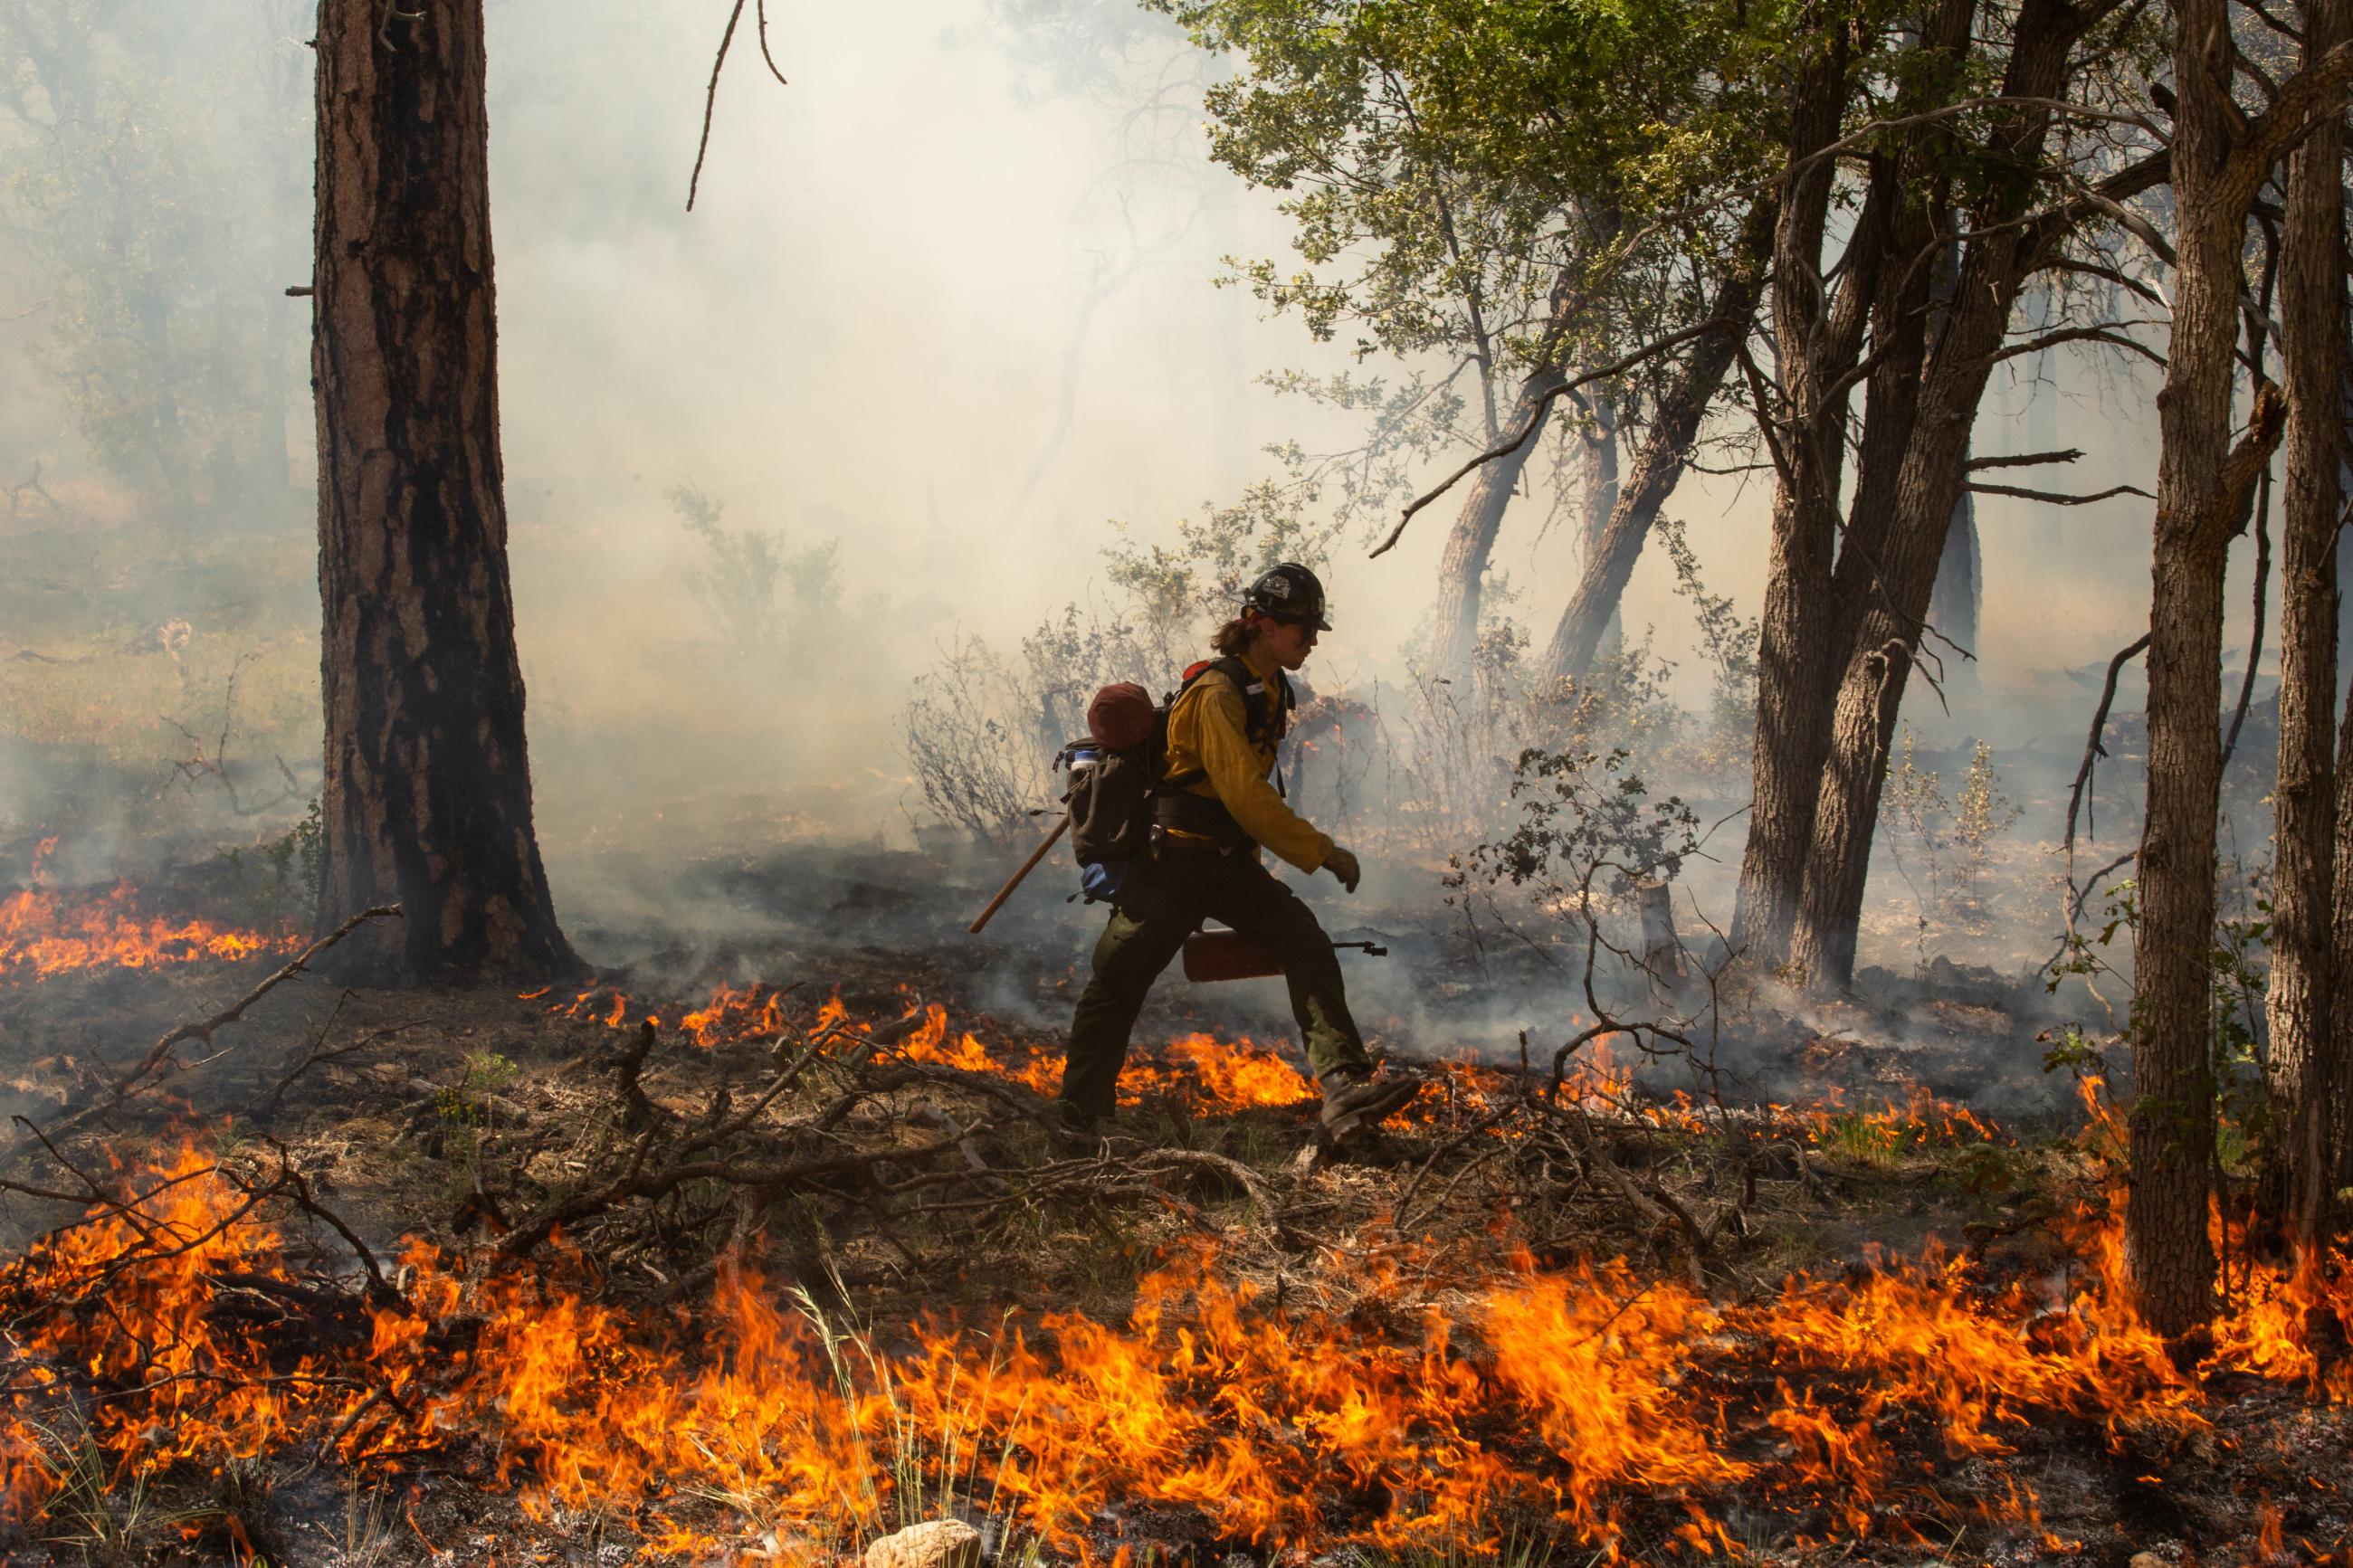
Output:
top-left (967, 815), bottom-right (1071, 934)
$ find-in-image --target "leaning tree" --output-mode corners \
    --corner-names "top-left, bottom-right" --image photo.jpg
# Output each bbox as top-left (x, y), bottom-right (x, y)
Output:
top-left (308, 0), bottom-right (578, 985)
top-left (1168, 0), bottom-right (1767, 676)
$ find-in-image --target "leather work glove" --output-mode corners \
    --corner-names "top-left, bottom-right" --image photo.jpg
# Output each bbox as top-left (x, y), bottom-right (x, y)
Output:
top-left (1323, 846), bottom-right (1362, 894)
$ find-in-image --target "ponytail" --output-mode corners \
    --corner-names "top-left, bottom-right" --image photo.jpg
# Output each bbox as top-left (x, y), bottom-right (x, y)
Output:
top-left (1210, 615), bottom-right (1255, 658)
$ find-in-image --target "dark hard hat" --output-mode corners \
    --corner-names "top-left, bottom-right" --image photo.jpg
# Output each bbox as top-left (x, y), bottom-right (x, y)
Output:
top-left (1242, 563), bottom-right (1332, 631)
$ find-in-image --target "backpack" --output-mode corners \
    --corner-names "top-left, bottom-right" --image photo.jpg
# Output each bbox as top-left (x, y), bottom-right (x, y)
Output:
top-left (1062, 659), bottom-right (1290, 902)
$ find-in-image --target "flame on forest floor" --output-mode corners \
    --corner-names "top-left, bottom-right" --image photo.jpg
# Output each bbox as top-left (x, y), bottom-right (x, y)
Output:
top-left (520, 984), bottom-right (2003, 1152)
top-left (529, 984), bottom-right (1319, 1113)
top-left (0, 839), bottom-right (300, 983)
top-left (0, 1140), bottom-right (2339, 1562)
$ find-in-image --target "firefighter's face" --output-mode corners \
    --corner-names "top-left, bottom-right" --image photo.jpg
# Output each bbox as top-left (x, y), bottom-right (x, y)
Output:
top-left (1258, 614), bottom-right (1319, 670)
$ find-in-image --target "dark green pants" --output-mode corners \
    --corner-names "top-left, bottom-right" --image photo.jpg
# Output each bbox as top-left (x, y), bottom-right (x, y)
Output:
top-left (1062, 849), bottom-right (1370, 1118)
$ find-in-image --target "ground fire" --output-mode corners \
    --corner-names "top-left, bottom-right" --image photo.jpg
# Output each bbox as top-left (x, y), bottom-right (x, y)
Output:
top-left (10, 0), bottom-right (2353, 1559)
top-left (0, 925), bottom-right (2346, 1563)
top-left (0, 843), bottom-right (300, 983)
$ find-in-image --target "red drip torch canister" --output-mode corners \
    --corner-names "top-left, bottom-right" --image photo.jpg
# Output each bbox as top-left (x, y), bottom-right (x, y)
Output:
top-left (1182, 927), bottom-right (1282, 984)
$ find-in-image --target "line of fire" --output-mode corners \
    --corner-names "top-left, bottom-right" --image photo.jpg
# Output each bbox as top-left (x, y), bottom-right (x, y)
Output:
top-left (2, 0), bottom-right (2351, 1563)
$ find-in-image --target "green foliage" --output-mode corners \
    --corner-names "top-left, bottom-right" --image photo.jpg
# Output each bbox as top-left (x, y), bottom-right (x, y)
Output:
top-left (1812, 1110), bottom-right (1913, 1168)
top-left (1455, 745), bottom-right (1700, 904)
top-left (1880, 733), bottom-right (2022, 958)
top-left (1157, 0), bottom-right (1779, 359)
top-left (666, 481), bottom-right (843, 664)
top-left (1655, 513), bottom-right (1758, 765)
top-left (2044, 865), bottom-right (2284, 1181)
top-left (218, 797), bottom-right (321, 927)
top-left (904, 486), bottom-right (1334, 840)
top-left (2205, 887), bottom-right (2272, 1178)
top-left (1101, 480), bottom-right (1338, 658)
top-left (437, 1050), bottom-right (519, 1192)
top-left (1145, 0), bottom-right (1803, 561)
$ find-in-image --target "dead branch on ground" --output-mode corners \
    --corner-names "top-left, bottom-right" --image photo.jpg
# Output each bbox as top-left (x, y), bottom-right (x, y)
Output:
top-left (2, 905), bottom-right (401, 1166)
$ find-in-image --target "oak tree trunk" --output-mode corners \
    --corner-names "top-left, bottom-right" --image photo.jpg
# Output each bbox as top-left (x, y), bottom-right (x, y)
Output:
top-left (1574, 393), bottom-right (1621, 663)
top-left (1428, 267), bottom-right (1589, 676)
top-left (1786, 0), bottom-right (2089, 991)
top-left (2127, 0), bottom-right (2248, 1335)
top-left (1428, 361), bottom-right (1566, 676)
top-left (1729, 25), bottom-right (1856, 971)
top-left (2264, 0), bottom-right (2348, 1242)
top-left (1540, 199), bottom-right (1775, 684)
top-left (310, 0), bottom-right (580, 986)
top-left (2331, 613), bottom-right (2353, 1193)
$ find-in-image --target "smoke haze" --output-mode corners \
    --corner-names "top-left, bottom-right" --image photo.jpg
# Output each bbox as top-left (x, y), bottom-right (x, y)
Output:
top-left (0, 0), bottom-right (2263, 1005)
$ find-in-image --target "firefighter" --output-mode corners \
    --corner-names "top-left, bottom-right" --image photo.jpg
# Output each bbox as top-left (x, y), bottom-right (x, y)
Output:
top-left (1059, 563), bottom-right (1423, 1139)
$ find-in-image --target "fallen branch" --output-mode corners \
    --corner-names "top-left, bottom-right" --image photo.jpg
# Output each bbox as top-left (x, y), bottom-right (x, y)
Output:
top-left (487, 1125), bottom-right (985, 1263)
top-left (3, 905), bottom-right (401, 1165)
top-left (1538, 1098), bottom-right (1708, 1290)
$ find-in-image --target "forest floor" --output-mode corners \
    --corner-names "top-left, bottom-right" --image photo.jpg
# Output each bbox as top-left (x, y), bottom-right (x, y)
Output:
top-left (0, 511), bottom-right (2333, 1565)
top-left (0, 869), bottom-right (2344, 1568)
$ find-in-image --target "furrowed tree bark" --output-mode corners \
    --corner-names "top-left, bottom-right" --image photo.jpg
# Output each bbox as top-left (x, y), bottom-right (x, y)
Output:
top-left (1787, 0), bottom-right (2080, 991)
top-left (2333, 595), bottom-right (2353, 1195)
top-left (1428, 269), bottom-right (1580, 676)
top-left (2129, 0), bottom-right (2278, 1337)
top-left (1541, 197), bottom-right (1775, 684)
top-left (2263, 0), bottom-right (2349, 1244)
top-left (1729, 20), bottom-right (1860, 972)
top-left (310, 0), bottom-right (580, 986)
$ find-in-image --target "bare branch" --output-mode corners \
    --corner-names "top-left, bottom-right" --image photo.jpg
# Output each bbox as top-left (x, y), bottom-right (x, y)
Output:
top-left (2062, 632), bottom-right (2151, 856)
top-left (1371, 316), bottom-right (1744, 557)
top-left (3, 905), bottom-right (401, 1164)
top-left (1967, 446), bottom-right (2085, 470)
top-left (1965, 480), bottom-right (2153, 505)
top-left (686, 0), bottom-right (789, 212)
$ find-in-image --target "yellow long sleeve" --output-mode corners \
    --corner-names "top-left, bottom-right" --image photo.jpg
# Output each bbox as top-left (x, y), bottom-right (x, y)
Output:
top-left (1161, 667), bottom-right (1333, 873)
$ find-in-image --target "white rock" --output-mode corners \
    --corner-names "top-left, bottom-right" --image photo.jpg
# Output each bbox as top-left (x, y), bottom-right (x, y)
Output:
top-left (865, 1520), bottom-right (982, 1568)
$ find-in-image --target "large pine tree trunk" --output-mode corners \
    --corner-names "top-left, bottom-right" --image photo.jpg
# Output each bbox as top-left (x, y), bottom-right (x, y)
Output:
top-left (1539, 200), bottom-right (1774, 684)
top-left (310, 0), bottom-right (579, 986)
top-left (1729, 28), bottom-right (1854, 970)
top-left (2262, 0), bottom-right (2348, 1242)
top-left (2127, 0), bottom-right (2251, 1336)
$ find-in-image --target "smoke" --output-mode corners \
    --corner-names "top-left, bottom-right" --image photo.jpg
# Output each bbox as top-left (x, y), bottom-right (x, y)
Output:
top-left (0, 0), bottom-right (2281, 1032)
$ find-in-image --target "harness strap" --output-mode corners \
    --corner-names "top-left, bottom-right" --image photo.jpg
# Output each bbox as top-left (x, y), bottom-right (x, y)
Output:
top-left (1153, 658), bottom-right (1293, 848)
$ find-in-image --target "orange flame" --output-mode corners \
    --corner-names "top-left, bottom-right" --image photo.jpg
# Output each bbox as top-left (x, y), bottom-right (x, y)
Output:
top-left (0, 1141), bottom-right (2346, 1556)
top-left (0, 851), bottom-right (300, 983)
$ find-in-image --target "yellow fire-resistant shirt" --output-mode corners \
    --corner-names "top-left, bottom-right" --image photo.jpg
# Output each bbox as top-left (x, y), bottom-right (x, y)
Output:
top-left (1159, 647), bottom-right (1334, 873)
